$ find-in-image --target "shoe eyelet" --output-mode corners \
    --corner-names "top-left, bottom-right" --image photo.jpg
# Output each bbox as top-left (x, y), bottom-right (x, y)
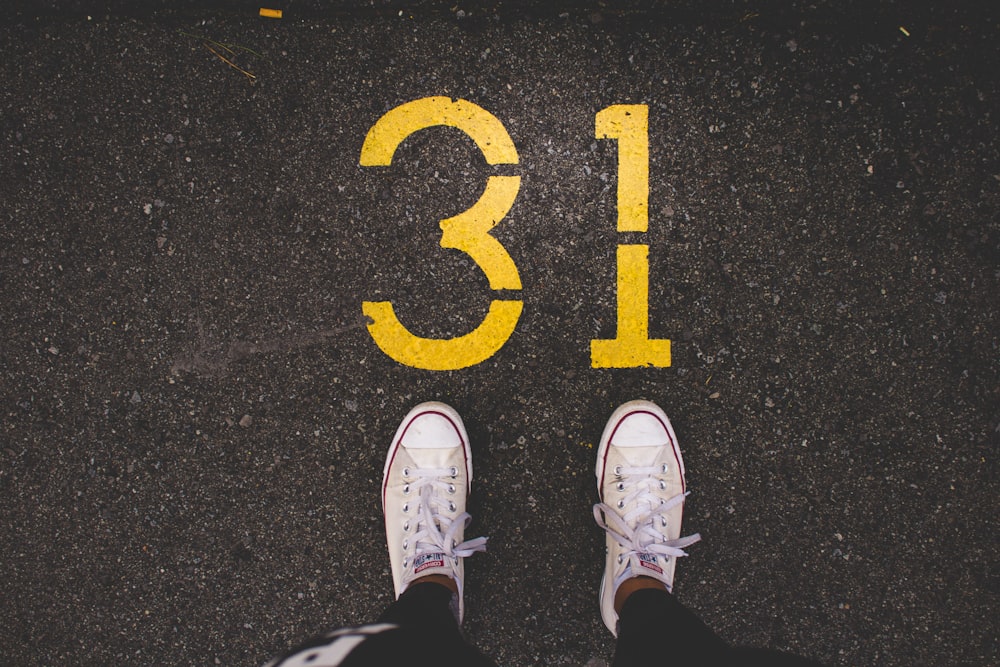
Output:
top-left (402, 539), bottom-right (408, 549)
top-left (659, 481), bottom-right (667, 490)
top-left (449, 466), bottom-right (458, 478)
top-left (403, 467), bottom-right (411, 477)
top-left (403, 484), bottom-right (411, 495)
top-left (614, 465), bottom-right (623, 475)
top-left (403, 521), bottom-right (410, 531)
top-left (448, 484), bottom-right (456, 494)
top-left (403, 557), bottom-right (409, 567)
top-left (616, 482), bottom-right (625, 491)
top-left (402, 503), bottom-right (409, 513)
top-left (448, 501), bottom-right (456, 512)
top-left (661, 517), bottom-right (668, 527)
top-left (661, 463), bottom-right (669, 473)
top-left (617, 500), bottom-right (625, 509)
top-left (617, 555), bottom-right (624, 564)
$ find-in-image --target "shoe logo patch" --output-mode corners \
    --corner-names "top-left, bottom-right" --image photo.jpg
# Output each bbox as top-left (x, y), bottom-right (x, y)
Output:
top-left (637, 553), bottom-right (663, 575)
top-left (413, 553), bottom-right (445, 574)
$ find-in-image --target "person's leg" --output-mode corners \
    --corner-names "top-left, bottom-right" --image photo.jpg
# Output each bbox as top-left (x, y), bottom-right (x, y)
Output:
top-left (265, 402), bottom-right (496, 667)
top-left (594, 400), bottom-right (824, 667)
top-left (265, 580), bottom-right (495, 667)
top-left (613, 587), bottom-right (729, 666)
top-left (592, 400), bottom-right (702, 638)
top-left (728, 647), bottom-right (827, 667)
top-left (375, 579), bottom-right (495, 665)
top-left (613, 587), bottom-right (825, 667)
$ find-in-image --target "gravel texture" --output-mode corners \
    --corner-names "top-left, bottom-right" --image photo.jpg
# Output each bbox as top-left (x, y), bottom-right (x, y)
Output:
top-left (1, 2), bottom-right (997, 665)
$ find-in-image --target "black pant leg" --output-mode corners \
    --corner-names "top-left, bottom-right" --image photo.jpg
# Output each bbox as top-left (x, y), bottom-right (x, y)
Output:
top-left (266, 583), bottom-right (496, 667)
top-left (376, 581), bottom-right (461, 631)
top-left (728, 647), bottom-right (827, 667)
top-left (378, 582), bottom-right (497, 667)
top-left (613, 588), bottom-right (731, 667)
top-left (612, 589), bottom-right (826, 667)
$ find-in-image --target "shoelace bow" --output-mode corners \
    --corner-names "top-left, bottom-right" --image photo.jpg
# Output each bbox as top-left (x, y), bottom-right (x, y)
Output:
top-left (404, 468), bottom-right (487, 569)
top-left (593, 464), bottom-right (701, 564)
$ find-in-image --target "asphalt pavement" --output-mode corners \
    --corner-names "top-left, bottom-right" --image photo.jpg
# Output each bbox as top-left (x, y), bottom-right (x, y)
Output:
top-left (1, 2), bottom-right (997, 665)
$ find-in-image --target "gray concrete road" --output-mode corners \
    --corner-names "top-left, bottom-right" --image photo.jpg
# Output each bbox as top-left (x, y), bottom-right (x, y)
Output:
top-left (1, 2), bottom-right (997, 665)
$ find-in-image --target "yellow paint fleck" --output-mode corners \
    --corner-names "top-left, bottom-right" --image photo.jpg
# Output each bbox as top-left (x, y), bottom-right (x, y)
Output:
top-left (899, 26), bottom-right (910, 37)
top-left (260, 8), bottom-right (283, 18)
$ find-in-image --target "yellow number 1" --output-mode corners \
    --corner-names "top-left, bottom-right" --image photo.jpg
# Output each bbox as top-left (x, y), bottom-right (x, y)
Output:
top-left (590, 105), bottom-right (671, 368)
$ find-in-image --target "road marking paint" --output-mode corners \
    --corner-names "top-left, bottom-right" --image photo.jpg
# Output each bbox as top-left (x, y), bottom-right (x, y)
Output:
top-left (360, 96), bottom-right (518, 167)
top-left (363, 300), bottom-right (523, 371)
top-left (359, 98), bottom-right (672, 370)
top-left (596, 105), bottom-right (649, 233)
top-left (591, 105), bottom-right (671, 368)
top-left (591, 245), bottom-right (671, 368)
top-left (360, 97), bottom-right (522, 370)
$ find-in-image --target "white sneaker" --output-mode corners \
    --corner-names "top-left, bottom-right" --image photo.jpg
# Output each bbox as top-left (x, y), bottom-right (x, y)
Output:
top-left (382, 402), bottom-right (487, 624)
top-left (593, 400), bottom-right (701, 636)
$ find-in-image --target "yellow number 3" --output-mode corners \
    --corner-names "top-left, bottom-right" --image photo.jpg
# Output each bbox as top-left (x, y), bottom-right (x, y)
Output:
top-left (360, 97), bottom-right (523, 370)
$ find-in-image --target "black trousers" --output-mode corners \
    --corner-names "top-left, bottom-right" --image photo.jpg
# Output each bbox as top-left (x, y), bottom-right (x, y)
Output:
top-left (266, 583), bottom-right (825, 666)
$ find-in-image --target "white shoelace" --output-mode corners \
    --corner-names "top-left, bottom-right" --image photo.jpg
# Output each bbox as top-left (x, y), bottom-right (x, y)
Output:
top-left (593, 464), bottom-right (701, 586)
top-left (401, 467), bottom-right (487, 578)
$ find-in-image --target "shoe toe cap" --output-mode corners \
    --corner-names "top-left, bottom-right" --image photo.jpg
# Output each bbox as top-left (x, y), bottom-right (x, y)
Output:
top-left (401, 411), bottom-right (465, 450)
top-left (611, 412), bottom-right (672, 448)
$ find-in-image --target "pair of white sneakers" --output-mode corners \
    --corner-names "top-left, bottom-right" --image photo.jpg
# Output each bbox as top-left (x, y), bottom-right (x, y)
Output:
top-left (382, 400), bottom-right (701, 636)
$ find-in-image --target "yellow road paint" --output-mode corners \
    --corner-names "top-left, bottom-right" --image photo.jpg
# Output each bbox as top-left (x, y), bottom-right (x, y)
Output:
top-left (360, 96), bottom-right (518, 166)
top-left (439, 175), bottom-right (522, 290)
top-left (364, 300), bottom-right (523, 371)
top-left (360, 98), bottom-right (672, 370)
top-left (259, 8), bottom-right (282, 19)
top-left (592, 104), bottom-right (671, 368)
top-left (591, 245), bottom-right (671, 368)
top-left (596, 105), bottom-right (649, 232)
top-left (360, 97), bottom-right (522, 370)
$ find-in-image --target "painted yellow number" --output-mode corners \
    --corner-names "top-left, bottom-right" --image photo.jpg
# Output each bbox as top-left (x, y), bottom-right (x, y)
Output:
top-left (595, 104), bottom-right (649, 233)
top-left (591, 105), bottom-right (672, 368)
top-left (360, 97), bottom-right (522, 370)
